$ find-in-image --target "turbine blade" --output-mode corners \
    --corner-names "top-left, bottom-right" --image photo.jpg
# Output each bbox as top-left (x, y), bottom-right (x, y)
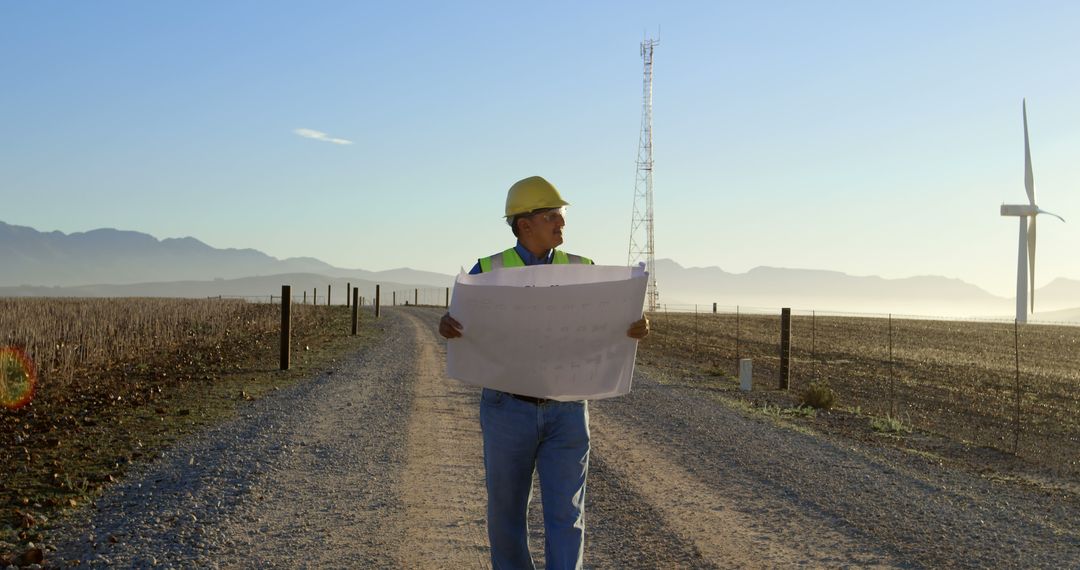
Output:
top-left (1024, 99), bottom-right (1036, 206)
top-left (1028, 215), bottom-right (1037, 313)
top-left (1037, 208), bottom-right (1066, 223)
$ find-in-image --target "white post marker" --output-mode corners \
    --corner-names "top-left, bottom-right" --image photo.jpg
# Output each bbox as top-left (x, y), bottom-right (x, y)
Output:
top-left (739, 358), bottom-right (753, 392)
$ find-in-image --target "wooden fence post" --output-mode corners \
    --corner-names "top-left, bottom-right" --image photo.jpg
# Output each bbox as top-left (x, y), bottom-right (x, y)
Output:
top-left (313, 288), bottom-right (317, 306)
top-left (888, 314), bottom-right (894, 417)
top-left (713, 302), bottom-right (717, 314)
top-left (415, 288), bottom-right (418, 307)
top-left (347, 282), bottom-right (351, 307)
top-left (280, 285), bottom-right (291, 370)
top-left (303, 290), bottom-right (307, 304)
top-left (375, 285), bottom-right (381, 318)
top-left (327, 285), bottom-right (331, 306)
top-left (352, 287), bottom-right (359, 335)
top-left (393, 291), bottom-right (396, 306)
top-left (446, 287), bottom-right (450, 308)
top-left (779, 307), bottom-right (791, 390)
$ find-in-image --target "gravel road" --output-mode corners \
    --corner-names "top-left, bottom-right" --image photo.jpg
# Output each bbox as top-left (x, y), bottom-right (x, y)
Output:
top-left (47, 307), bottom-right (1079, 568)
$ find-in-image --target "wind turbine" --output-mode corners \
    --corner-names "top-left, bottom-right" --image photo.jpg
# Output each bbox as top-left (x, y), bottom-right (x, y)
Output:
top-left (1000, 99), bottom-right (1065, 323)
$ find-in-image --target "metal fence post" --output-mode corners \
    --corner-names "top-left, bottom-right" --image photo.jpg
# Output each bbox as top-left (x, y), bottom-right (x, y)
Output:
top-left (375, 285), bottom-right (381, 318)
top-left (327, 285), bottom-right (331, 306)
top-left (280, 285), bottom-right (291, 370)
top-left (735, 306), bottom-right (741, 364)
top-left (352, 287), bottom-right (359, 335)
top-left (779, 307), bottom-right (791, 390)
top-left (1013, 319), bottom-right (1021, 453)
top-left (446, 287), bottom-right (450, 308)
top-left (347, 282), bottom-right (351, 307)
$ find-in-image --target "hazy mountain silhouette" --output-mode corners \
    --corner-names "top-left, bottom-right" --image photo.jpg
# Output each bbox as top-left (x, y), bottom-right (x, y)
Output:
top-left (1031, 277), bottom-right (1080, 312)
top-left (3, 221), bottom-right (1077, 319)
top-left (0, 221), bottom-right (451, 289)
top-left (650, 259), bottom-right (1078, 318)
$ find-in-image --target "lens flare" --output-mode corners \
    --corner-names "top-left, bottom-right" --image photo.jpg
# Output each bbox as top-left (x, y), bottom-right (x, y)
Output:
top-left (0, 347), bottom-right (36, 410)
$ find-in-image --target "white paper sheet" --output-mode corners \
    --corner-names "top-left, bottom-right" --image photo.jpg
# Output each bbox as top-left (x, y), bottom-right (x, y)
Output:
top-left (446, 264), bottom-right (648, 401)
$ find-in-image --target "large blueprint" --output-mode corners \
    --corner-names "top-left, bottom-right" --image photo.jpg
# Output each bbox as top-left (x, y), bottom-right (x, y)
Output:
top-left (445, 264), bottom-right (648, 401)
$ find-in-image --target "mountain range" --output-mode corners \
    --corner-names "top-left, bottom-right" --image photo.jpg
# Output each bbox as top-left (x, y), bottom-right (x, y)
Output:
top-left (0, 221), bottom-right (451, 288)
top-left (2, 221), bottom-right (1078, 320)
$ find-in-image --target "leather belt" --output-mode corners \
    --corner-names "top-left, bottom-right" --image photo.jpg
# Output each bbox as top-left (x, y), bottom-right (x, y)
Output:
top-left (508, 393), bottom-right (551, 405)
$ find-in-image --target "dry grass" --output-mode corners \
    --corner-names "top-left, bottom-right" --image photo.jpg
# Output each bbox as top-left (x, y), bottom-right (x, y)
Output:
top-left (639, 310), bottom-right (1080, 475)
top-left (0, 297), bottom-right (377, 559)
top-left (0, 298), bottom-right (290, 390)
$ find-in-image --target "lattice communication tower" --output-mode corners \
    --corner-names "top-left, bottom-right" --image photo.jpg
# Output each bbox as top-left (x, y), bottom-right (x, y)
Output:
top-left (627, 38), bottom-right (659, 311)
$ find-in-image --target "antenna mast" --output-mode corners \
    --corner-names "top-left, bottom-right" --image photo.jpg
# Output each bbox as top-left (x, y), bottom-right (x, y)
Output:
top-left (628, 37), bottom-right (659, 311)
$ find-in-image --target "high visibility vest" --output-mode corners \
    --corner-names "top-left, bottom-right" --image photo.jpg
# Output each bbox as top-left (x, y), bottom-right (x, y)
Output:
top-left (478, 247), bottom-right (593, 273)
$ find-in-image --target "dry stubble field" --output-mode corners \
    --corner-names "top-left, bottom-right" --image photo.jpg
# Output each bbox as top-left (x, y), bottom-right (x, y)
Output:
top-left (639, 310), bottom-right (1080, 478)
top-left (0, 298), bottom-right (375, 564)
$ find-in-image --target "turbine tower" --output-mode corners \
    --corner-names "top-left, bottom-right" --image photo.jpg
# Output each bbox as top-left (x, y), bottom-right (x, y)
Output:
top-left (1000, 99), bottom-right (1065, 323)
top-left (628, 37), bottom-right (659, 311)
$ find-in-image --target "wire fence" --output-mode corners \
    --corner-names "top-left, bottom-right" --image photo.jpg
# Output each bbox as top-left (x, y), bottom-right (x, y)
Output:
top-left (378, 287), bottom-right (451, 308)
top-left (644, 304), bottom-right (1080, 475)
top-left (217, 286), bottom-right (453, 308)
top-left (0, 297), bottom-right (339, 392)
top-left (191, 288), bottom-right (1078, 475)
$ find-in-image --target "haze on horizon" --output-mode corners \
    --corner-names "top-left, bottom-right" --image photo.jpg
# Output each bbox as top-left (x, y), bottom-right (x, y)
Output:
top-left (2, 1), bottom-right (1078, 299)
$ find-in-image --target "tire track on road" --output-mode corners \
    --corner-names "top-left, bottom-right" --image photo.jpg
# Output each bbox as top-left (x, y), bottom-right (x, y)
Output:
top-left (589, 405), bottom-right (900, 569)
top-left (395, 310), bottom-right (490, 569)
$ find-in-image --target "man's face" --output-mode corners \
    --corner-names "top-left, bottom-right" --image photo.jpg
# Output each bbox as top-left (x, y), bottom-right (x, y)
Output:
top-left (524, 207), bottom-right (565, 250)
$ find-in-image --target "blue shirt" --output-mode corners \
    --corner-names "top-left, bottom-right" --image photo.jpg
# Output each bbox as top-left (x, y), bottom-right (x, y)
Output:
top-left (468, 242), bottom-right (554, 274)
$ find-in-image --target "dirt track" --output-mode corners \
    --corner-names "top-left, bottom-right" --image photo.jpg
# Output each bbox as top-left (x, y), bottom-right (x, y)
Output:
top-left (50, 307), bottom-right (1079, 568)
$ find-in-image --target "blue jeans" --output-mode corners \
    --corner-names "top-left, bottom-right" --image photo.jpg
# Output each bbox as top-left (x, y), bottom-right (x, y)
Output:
top-left (479, 388), bottom-right (590, 570)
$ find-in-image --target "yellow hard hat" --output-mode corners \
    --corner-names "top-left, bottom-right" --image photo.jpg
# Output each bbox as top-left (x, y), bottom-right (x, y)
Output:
top-left (504, 176), bottom-right (570, 218)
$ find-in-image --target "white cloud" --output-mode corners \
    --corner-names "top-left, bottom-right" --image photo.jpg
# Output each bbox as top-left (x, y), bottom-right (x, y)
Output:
top-left (293, 128), bottom-right (353, 145)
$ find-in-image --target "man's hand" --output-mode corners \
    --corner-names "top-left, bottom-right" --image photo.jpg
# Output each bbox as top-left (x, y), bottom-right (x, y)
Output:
top-left (439, 312), bottom-right (463, 339)
top-left (627, 316), bottom-right (650, 340)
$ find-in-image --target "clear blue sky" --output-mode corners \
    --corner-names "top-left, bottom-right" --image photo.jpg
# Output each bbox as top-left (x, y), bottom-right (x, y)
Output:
top-left (2, 1), bottom-right (1077, 298)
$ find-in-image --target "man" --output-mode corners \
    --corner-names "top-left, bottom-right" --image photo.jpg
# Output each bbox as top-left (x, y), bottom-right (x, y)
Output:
top-left (439, 175), bottom-right (649, 570)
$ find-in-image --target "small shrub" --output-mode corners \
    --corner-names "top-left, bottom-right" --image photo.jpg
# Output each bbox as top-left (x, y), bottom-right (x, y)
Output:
top-left (761, 403), bottom-right (817, 419)
top-left (801, 381), bottom-right (836, 410)
top-left (871, 415), bottom-right (911, 434)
